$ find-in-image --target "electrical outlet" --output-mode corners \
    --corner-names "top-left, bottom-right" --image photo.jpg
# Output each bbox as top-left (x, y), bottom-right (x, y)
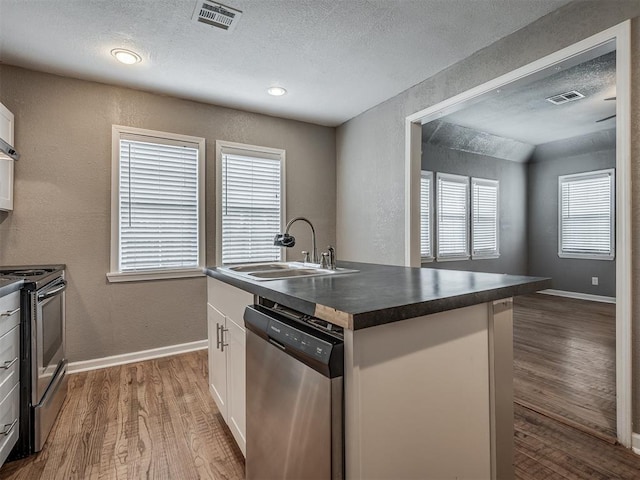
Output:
top-left (592, 277), bottom-right (599, 286)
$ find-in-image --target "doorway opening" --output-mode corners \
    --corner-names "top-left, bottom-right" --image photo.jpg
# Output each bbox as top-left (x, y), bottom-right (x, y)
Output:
top-left (404, 21), bottom-right (631, 447)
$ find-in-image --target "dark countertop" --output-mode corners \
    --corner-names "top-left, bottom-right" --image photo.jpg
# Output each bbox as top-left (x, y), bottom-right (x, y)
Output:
top-left (0, 278), bottom-right (23, 298)
top-left (206, 261), bottom-right (550, 330)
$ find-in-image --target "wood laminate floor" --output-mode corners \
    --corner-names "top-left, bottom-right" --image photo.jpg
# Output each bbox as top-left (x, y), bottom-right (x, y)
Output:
top-left (2, 349), bottom-right (639, 479)
top-left (513, 293), bottom-right (616, 441)
top-left (0, 350), bottom-right (244, 480)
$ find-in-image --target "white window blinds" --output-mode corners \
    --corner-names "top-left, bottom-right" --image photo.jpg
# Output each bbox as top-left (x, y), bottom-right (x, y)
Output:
top-left (118, 137), bottom-right (200, 272)
top-left (559, 169), bottom-right (614, 260)
top-left (472, 178), bottom-right (499, 258)
top-left (437, 173), bottom-right (469, 260)
top-left (221, 150), bottom-right (283, 264)
top-left (420, 171), bottom-right (433, 260)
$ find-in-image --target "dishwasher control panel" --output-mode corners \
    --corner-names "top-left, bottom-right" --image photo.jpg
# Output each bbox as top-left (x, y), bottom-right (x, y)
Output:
top-left (244, 304), bottom-right (344, 378)
top-left (267, 321), bottom-right (332, 363)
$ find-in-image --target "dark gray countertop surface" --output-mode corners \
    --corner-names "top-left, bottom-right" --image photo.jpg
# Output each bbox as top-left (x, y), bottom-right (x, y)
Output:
top-left (206, 261), bottom-right (550, 330)
top-left (0, 278), bottom-right (23, 298)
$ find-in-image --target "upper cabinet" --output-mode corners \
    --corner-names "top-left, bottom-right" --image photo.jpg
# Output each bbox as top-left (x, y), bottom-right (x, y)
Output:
top-left (0, 102), bottom-right (15, 211)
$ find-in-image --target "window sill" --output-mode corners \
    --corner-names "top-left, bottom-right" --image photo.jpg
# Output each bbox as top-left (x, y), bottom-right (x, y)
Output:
top-left (558, 252), bottom-right (615, 261)
top-left (472, 253), bottom-right (500, 260)
top-left (436, 255), bottom-right (470, 262)
top-left (107, 268), bottom-right (205, 283)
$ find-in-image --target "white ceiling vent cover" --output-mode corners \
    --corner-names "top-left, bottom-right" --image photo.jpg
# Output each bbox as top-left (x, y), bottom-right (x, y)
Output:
top-left (192, 1), bottom-right (242, 32)
top-left (546, 90), bottom-right (585, 105)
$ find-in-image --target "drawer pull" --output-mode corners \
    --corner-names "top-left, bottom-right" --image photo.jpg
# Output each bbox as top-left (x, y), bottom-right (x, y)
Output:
top-left (0, 357), bottom-right (18, 370)
top-left (0, 307), bottom-right (19, 317)
top-left (0, 418), bottom-right (17, 436)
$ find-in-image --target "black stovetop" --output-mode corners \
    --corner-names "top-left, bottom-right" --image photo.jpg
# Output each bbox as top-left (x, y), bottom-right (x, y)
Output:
top-left (0, 264), bottom-right (65, 290)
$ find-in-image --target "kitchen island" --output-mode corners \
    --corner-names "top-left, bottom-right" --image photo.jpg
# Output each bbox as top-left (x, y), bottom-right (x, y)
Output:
top-left (206, 261), bottom-right (550, 479)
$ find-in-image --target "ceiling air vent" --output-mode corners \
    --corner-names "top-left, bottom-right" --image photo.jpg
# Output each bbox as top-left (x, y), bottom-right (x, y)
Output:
top-left (192, 1), bottom-right (242, 32)
top-left (546, 90), bottom-right (585, 105)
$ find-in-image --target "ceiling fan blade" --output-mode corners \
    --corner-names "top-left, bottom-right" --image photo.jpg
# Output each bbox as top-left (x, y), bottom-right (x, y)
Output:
top-left (596, 114), bottom-right (616, 123)
top-left (604, 97), bottom-right (616, 101)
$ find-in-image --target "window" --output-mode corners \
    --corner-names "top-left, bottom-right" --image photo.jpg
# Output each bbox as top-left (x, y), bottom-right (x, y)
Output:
top-left (558, 169), bottom-right (614, 260)
top-left (108, 126), bottom-right (205, 282)
top-left (436, 173), bottom-right (469, 260)
top-left (471, 178), bottom-right (499, 259)
top-left (420, 171), bottom-right (433, 261)
top-left (217, 141), bottom-right (285, 265)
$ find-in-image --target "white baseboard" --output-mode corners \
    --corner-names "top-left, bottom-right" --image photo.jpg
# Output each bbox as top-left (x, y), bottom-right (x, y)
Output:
top-left (632, 433), bottom-right (640, 455)
top-left (68, 339), bottom-right (207, 374)
top-left (539, 289), bottom-right (616, 304)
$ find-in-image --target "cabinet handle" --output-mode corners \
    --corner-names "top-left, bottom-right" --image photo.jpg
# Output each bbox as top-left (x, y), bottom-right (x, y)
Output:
top-left (0, 357), bottom-right (17, 370)
top-left (0, 418), bottom-right (17, 436)
top-left (216, 323), bottom-right (222, 350)
top-left (0, 307), bottom-right (19, 317)
top-left (220, 327), bottom-right (229, 352)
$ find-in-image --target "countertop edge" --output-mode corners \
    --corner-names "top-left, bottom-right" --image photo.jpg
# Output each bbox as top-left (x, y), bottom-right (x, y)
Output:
top-left (0, 279), bottom-right (24, 298)
top-left (349, 278), bottom-right (551, 329)
top-left (206, 266), bottom-right (551, 330)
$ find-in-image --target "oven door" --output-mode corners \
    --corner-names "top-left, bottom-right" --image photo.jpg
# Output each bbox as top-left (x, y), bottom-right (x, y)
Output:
top-left (32, 277), bottom-right (66, 405)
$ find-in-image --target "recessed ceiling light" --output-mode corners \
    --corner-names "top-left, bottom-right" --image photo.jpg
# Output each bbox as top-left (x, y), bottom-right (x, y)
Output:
top-left (267, 86), bottom-right (287, 96)
top-left (111, 48), bottom-right (142, 65)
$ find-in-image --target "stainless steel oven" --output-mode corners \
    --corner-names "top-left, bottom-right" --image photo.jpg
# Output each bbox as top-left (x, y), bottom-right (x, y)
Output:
top-left (31, 275), bottom-right (67, 451)
top-left (0, 265), bottom-right (68, 460)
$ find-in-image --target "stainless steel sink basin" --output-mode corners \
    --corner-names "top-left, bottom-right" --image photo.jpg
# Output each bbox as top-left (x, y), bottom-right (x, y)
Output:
top-left (228, 263), bottom-right (291, 273)
top-left (220, 262), bottom-right (357, 281)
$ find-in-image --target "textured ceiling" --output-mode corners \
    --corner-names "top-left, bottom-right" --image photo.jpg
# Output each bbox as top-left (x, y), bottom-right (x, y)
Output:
top-left (435, 50), bottom-right (617, 147)
top-left (421, 48), bottom-right (617, 164)
top-left (0, 0), bottom-right (569, 126)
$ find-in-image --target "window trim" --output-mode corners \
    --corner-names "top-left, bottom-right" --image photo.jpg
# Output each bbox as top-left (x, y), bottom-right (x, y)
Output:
top-left (558, 168), bottom-right (615, 261)
top-left (215, 140), bottom-right (286, 266)
top-left (107, 125), bottom-right (205, 282)
top-left (436, 172), bottom-right (470, 261)
top-left (471, 177), bottom-right (500, 260)
top-left (420, 171), bottom-right (434, 263)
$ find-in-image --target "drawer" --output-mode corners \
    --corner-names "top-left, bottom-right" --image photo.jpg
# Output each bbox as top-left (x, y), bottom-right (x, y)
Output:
top-left (0, 382), bottom-right (19, 467)
top-left (0, 291), bottom-right (20, 338)
top-left (0, 325), bottom-right (19, 402)
top-left (207, 278), bottom-right (253, 325)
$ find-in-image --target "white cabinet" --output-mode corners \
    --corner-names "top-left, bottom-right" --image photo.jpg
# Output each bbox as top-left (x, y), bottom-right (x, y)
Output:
top-left (0, 291), bottom-right (20, 467)
top-left (207, 277), bottom-right (252, 456)
top-left (0, 102), bottom-right (15, 212)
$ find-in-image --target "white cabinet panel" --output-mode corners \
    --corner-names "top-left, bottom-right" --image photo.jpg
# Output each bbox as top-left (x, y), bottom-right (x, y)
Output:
top-left (226, 316), bottom-right (246, 455)
top-left (207, 277), bottom-right (252, 457)
top-left (0, 102), bottom-right (15, 212)
top-left (0, 103), bottom-right (12, 144)
top-left (207, 304), bottom-right (227, 418)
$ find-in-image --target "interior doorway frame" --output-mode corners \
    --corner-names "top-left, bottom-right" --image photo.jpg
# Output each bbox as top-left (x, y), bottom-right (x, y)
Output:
top-left (404, 21), bottom-right (632, 448)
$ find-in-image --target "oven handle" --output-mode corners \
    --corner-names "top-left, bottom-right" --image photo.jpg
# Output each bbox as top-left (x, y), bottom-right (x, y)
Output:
top-left (38, 279), bottom-right (67, 301)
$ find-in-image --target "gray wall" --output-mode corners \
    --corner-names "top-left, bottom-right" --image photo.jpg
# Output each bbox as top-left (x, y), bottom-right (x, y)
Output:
top-left (421, 143), bottom-right (527, 275)
top-left (336, 2), bottom-right (640, 426)
top-left (0, 65), bottom-right (336, 362)
top-left (528, 129), bottom-right (616, 297)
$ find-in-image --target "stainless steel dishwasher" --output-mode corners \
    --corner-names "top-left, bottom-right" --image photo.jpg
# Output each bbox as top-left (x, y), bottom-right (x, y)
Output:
top-left (244, 303), bottom-right (344, 480)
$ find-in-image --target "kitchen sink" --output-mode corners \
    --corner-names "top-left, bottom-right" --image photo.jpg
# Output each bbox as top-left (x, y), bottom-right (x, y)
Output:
top-left (227, 263), bottom-right (292, 273)
top-left (220, 262), bottom-right (357, 281)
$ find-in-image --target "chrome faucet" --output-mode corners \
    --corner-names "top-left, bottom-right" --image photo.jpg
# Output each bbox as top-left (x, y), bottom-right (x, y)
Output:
top-left (327, 245), bottom-right (336, 270)
top-left (273, 217), bottom-right (318, 263)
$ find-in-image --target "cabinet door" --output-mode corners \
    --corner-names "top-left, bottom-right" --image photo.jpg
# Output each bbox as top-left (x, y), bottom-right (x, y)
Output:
top-left (0, 103), bottom-right (14, 212)
top-left (226, 316), bottom-right (246, 456)
top-left (207, 304), bottom-right (227, 420)
top-left (0, 159), bottom-right (14, 211)
top-left (0, 103), bottom-right (13, 144)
